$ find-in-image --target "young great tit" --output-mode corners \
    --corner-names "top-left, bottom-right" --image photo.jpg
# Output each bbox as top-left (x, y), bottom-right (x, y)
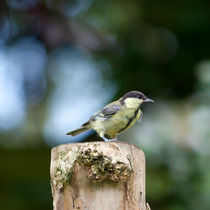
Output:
top-left (66, 91), bottom-right (154, 141)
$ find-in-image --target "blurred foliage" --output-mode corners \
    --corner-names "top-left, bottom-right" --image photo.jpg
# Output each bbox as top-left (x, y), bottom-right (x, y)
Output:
top-left (0, 0), bottom-right (210, 210)
top-left (0, 147), bottom-right (51, 210)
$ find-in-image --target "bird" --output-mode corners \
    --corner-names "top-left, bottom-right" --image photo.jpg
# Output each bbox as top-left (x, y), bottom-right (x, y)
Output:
top-left (66, 91), bottom-right (154, 141)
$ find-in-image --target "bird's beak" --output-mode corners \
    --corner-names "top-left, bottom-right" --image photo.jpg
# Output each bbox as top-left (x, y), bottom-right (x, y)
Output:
top-left (144, 98), bottom-right (154, 103)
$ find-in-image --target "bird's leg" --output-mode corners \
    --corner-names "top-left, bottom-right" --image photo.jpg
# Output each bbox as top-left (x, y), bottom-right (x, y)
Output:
top-left (99, 132), bottom-right (118, 142)
top-left (100, 135), bottom-right (110, 142)
top-left (108, 135), bottom-right (118, 141)
top-left (101, 135), bottom-right (117, 142)
top-left (99, 132), bottom-right (109, 142)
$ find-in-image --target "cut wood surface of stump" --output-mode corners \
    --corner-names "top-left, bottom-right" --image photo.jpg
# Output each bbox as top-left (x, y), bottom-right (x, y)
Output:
top-left (50, 141), bottom-right (147, 210)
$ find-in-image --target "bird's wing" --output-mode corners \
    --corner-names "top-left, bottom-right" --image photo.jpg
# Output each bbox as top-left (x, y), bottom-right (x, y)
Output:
top-left (82, 102), bottom-right (121, 126)
top-left (100, 103), bottom-right (121, 118)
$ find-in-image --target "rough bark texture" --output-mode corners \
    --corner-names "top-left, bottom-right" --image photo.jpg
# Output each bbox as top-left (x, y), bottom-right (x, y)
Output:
top-left (50, 141), bottom-right (147, 210)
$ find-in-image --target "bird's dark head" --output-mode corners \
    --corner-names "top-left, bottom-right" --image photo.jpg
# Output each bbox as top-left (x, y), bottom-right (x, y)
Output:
top-left (120, 91), bottom-right (154, 106)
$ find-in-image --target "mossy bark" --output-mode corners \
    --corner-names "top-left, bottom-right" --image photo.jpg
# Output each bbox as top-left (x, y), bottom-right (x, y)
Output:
top-left (50, 142), bottom-right (148, 210)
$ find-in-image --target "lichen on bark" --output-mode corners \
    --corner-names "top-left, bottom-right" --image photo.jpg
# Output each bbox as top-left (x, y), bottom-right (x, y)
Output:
top-left (53, 147), bottom-right (79, 191)
top-left (77, 148), bottom-right (132, 182)
top-left (53, 145), bottom-right (133, 191)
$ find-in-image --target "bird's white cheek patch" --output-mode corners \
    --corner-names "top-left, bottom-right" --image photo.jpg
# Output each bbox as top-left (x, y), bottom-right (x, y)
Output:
top-left (124, 98), bottom-right (143, 108)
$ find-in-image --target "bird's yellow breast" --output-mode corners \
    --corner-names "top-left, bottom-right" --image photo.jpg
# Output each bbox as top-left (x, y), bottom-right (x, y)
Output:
top-left (120, 108), bottom-right (141, 133)
top-left (91, 107), bottom-right (142, 138)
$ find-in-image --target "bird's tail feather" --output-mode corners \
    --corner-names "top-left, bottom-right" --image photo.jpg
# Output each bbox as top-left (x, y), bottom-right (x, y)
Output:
top-left (66, 127), bottom-right (89, 136)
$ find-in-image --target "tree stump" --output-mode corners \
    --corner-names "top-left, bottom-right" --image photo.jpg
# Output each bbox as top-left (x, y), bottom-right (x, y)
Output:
top-left (50, 141), bottom-right (149, 210)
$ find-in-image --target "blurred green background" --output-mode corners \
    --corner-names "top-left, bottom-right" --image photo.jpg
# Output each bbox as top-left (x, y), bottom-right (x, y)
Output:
top-left (0, 0), bottom-right (210, 209)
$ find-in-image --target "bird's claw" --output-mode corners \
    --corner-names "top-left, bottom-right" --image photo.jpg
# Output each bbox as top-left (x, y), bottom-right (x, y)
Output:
top-left (101, 135), bottom-right (118, 142)
top-left (104, 138), bottom-right (118, 142)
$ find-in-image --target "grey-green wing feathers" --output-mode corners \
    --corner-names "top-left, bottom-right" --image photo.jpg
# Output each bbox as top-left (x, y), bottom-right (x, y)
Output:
top-left (100, 103), bottom-right (121, 118)
top-left (66, 101), bottom-right (121, 136)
